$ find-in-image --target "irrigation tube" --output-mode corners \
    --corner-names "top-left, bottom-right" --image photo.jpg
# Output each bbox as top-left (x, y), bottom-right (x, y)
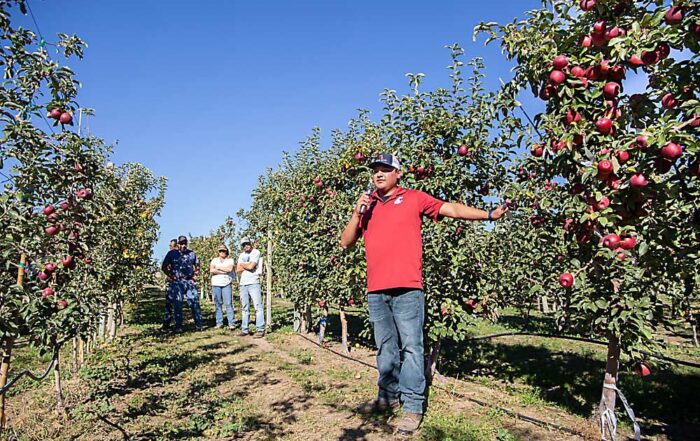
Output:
top-left (295, 333), bottom-right (585, 438)
top-left (0, 347), bottom-right (58, 395)
top-left (464, 332), bottom-right (700, 370)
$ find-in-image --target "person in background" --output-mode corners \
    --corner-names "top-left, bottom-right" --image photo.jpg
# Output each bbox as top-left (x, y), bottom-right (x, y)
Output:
top-left (340, 153), bottom-right (508, 435)
top-left (236, 237), bottom-right (265, 338)
top-left (161, 235), bottom-right (203, 332)
top-left (210, 244), bottom-right (236, 330)
top-left (161, 239), bottom-right (178, 331)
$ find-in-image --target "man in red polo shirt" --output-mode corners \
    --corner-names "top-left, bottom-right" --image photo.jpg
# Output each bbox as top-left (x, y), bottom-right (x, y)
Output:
top-left (340, 153), bottom-right (507, 435)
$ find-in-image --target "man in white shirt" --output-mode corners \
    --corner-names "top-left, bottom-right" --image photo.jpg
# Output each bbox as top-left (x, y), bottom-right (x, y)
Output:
top-left (236, 237), bottom-right (265, 338)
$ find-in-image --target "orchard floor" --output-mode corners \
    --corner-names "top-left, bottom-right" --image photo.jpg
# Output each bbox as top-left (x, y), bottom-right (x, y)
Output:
top-left (3, 289), bottom-right (698, 440)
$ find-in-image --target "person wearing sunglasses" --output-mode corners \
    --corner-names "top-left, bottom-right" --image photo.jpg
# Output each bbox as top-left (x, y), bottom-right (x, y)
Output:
top-left (340, 153), bottom-right (508, 435)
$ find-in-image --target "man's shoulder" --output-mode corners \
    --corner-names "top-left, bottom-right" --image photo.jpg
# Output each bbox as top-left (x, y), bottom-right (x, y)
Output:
top-left (164, 249), bottom-right (179, 260)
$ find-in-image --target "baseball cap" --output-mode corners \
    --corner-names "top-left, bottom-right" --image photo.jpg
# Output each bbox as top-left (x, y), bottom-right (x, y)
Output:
top-left (217, 244), bottom-right (229, 252)
top-left (177, 235), bottom-right (188, 244)
top-left (240, 237), bottom-right (251, 246)
top-left (369, 153), bottom-right (401, 170)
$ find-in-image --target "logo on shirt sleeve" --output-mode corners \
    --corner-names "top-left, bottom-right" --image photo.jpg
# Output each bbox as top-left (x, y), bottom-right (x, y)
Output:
top-left (394, 196), bottom-right (404, 205)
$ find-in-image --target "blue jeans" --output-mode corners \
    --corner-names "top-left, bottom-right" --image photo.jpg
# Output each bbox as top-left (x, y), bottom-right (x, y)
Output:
top-left (212, 284), bottom-right (235, 327)
top-left (368, 289), bottom-right (425, 415)
top-left (164, 280), bottom-right (202, 328)
top-left (240, 283), bottom-right (264, 332)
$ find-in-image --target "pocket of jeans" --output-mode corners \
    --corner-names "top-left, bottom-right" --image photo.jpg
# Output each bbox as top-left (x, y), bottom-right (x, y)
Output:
top-left (393, 290), bottom-right (424, 320)
top-left (367, 294), bottom-right (388, 322)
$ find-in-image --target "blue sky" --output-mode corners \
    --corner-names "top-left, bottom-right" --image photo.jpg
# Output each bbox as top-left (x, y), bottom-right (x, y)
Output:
top-left (20, 0), bottom-right (548, 259)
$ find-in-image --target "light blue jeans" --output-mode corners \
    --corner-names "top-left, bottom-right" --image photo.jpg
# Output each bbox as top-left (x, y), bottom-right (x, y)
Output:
top-left (368, 289), bottom-right (425, 415)
top-left (240, 283), bottom-right (264, 332)
top-left (212, 284), bottom-right (235, 327)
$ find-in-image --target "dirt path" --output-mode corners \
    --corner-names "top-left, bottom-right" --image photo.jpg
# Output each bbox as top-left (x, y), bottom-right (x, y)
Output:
top-left (5, 295), bottom-right (594, 441)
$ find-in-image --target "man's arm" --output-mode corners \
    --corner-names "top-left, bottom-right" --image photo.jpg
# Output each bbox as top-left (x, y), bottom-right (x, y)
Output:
top-left (340, 193), bottom-right (370, 249)
top-left (438, 203), bottom-right (508, 221)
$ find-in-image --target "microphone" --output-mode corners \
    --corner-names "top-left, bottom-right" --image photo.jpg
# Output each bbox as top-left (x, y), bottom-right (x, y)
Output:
top-left (358, 179), bottom-right (375, 214)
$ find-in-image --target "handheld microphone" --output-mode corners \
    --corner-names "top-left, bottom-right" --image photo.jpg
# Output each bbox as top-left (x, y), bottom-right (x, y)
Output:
top-left (358, 179), bottom-right (375, 214)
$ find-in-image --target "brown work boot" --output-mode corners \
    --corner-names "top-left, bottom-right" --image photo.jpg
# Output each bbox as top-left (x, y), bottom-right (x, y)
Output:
top-left (395, 412), bottom-right (422, 435)
top-left (356, 398), bottom-right (400, 415)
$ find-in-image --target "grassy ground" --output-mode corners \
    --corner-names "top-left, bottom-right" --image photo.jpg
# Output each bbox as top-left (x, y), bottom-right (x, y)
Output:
top-left (2, 291), bottom-right (698, 440)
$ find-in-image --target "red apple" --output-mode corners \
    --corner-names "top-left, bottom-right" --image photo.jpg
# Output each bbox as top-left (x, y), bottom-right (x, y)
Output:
top-left (44, 262), bottom-right (57, 273)
top-left (539, 85), bottom-right (557, 100)
top-left (656, 42), bottom-right (670, 60)
top-left (601, 233), bottom-right (621, 249)
top-left (620, 236), bottom-right (636, 250)
top-left (465, 299), bottom-right (478, 309)
top-left (61, 255), bottom-right (74, 268)
top-left (531, 144), bottom-right (544, 157)
top-left (566, 109), bottom-right (582, 125)
top-left (661, 93), bottom-right (677, 109)
top-left (660, 142), bottom-right (682, 161)
top-left (552, 55), bottom-right (568, 70)
top-left (689, 114), bottom-right (700, 128)
top-left (598, 160), bottom-right (613, 175)
top-left (603, 82), bottom-right (621, 99)
top-left (42, 287), bottom-right (54, 298)
top-left (630, 173), bottom-right (648, 188)
top-left (617, 252), bottom-right (627, 260)
top-left (664, 6), bottom-right (684, 25)
top-left (609, 65), bottom-right (626, 81)
top-left (629, 55), bottom-right (644, 66)
top-left (318, 300), bottom-right (326, 308)
top-left (580, 35), bottom-right (593, 47)
top-left (607, 177), bottom-right (621, 190)
top-left (38, 271), bottom-right (50, 281)
top-left (347, 299), bottom-right (355, 306)
top-left (605, 26), bottom-right (622, 40)
top-left (616, 150), bottom-right (629, 164)
top-left (571, 65), bottom-right (585, 77)
top-left (593, 19), bottom-right (606, 35)
top-left (564, 218), bottom-right (575, 232)
top-left (580, 0), bottom-right (596, 11)
top-left (594, 196), bottom-right (610, 211)
top-left (458, 145), bottom-right (469, 156)
top-left (641, 50), bottom-right (659, 65)
top-left (45, 225), bottom-right (58, 236)
top-left (689, 159), bottom-right (700, 177)
top-left (43, 204), bottom-right (55, 216)
top-left (354, 152), bottom-right (366, 162)
top-left (635, 362), bottom-right (651, 377)
top-left (591, 33), bottom-right (607, 46)
top-left (559, 273), bottom-right (574, 288)
top-left (549, 70), bottom-right (566, 85)
top-left (59, 112), bottom-right (73, 125)
top-left (596, 118), bottom-right (613, 134)
top-left (634, 135), bottom-right (648, 149)
top-left (57, 300), bottom-right (68, 310)
top-left (48, 108), bottom-right (62, 119)
top-left (59, 200), bottom-right (70, 210)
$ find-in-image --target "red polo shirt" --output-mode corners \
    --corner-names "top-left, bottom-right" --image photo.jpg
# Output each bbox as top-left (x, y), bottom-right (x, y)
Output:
top-left (360, 187), bottom-right (444, 292)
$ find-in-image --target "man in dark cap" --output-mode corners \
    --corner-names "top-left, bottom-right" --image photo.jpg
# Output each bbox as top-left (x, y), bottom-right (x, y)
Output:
top-left (340, 153), bottom-right (507, 435)
top-left (161, 235), bottom-right (202, 332)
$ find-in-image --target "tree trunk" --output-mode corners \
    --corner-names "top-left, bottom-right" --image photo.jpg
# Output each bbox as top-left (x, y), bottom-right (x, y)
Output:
top-left (106, 304), bottom-right (115, 343)
top-left (0, 338), bottom-right (15, 431)
top-left (54, 352), bottom-right (65, 418)
top-left (293, 307), bottom-right (302, 333)
top-left (317, 305), bottom-right (329, 344)
top-left (425, 338), bottom-right (444, 384)
top-left (266, 236), bottom-right (273, 330)
top-left (339, 307), bottom-right (349, 355)
top-left (304, 304), bottom-right (313, 334)
top-left (599, 333), bottom-right (621, 441)
top-left (71, 337), bottom-right (78, 375)
top-left (78, 338), bottom-right (85, 368)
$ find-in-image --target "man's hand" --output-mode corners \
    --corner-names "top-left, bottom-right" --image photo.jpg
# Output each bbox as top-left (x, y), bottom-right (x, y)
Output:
top-left (355, 193), bottom-right (371, 214)
top-left (490, 205), bottom-right (509, 220)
